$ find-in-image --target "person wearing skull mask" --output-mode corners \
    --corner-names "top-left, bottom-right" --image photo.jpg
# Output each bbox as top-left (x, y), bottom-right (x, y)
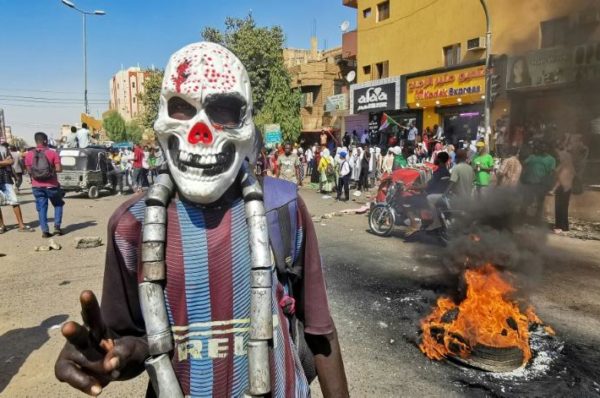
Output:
top-left (55, 42), bottom-right (348, 398)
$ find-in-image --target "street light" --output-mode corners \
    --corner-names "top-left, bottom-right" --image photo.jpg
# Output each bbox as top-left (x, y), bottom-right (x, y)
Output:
top-left (61, 0), bottom-right (106, 115)
top-left (480, 0), bottom-right (492, 147)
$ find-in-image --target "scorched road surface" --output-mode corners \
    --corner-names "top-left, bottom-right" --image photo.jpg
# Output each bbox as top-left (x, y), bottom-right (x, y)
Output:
top-left (0, 183), bottom-right (599, 397)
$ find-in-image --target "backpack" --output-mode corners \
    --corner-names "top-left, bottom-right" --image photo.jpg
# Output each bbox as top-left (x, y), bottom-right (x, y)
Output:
top-left (31, 149), bottom-right (55, 181)
top-left (263, 176), bottom-right (317, 384)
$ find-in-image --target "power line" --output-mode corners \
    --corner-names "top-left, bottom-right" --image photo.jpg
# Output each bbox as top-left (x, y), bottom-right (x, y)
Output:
top-left (0, 87), bottom-right (106, 95)
top-left (0, 97), bottom-right (107, 105)
top-left (0, 94), bottom-right (108, 102)
top-left (1, 102), bottom-right (106, 109)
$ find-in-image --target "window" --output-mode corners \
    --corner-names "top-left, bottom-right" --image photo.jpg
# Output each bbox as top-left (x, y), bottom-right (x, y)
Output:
top-left (132, 82), bottom-right (136, 88)
top-left (334, 80), bottom-right (344, 95)
top-left (443, 44), bottom-right (461, 67)
top-left (301, 92), bottom-right (314, 107)
top-left (541, 17), bottom-right (568, 48)
top-left (363, 8), bottom-right (371, 18)
top-left (377, 1), bottom-right (390, 22)
top-left (133, 97), bottom-right (136, 103)
top-left (375, 61), bottom-right (389, 79)
top-left (363, 65), bottom-right (372, 77)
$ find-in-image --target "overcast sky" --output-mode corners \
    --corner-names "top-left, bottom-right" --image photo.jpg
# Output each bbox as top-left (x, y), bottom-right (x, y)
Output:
top-left (0, 0), bottom-right (354, 144)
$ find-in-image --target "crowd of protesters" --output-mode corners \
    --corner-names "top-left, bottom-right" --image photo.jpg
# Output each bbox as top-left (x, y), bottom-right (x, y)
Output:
top-left (0, 123), bottom-right (166, 238)
top-left (0, 119), bottom-right (588, 238)
top-left (267, 121), bottom-right (588, 235)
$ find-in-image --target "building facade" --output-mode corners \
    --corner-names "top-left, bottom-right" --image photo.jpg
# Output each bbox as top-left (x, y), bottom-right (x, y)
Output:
top-left (286, 39), bottom-right (350, 145)
top-left (344, 0), bottom-right (600, 182)
top-left (109, 67), bottom-right (150, 121)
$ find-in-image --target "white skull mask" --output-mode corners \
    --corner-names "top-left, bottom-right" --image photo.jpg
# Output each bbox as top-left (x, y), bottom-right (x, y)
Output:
top-left (154, 42), bottom-right (255, 204)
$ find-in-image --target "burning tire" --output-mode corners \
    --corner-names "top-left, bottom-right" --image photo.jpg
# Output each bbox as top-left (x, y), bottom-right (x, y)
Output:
top-left (369, 204), bottom-right (395, 237)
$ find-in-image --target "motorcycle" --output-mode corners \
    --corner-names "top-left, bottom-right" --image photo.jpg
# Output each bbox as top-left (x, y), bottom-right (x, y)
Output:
top-left (369, 175), bottom-right (461, 245)
top-left (368, 180), bottom-right (409, 237)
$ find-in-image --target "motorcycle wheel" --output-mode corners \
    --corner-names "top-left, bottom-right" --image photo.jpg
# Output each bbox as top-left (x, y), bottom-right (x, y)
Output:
top-left (369, 204), bottom-right (395, 237)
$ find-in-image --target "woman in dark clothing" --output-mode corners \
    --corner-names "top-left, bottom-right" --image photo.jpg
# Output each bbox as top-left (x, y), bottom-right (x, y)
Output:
top-left (358, 146), bottom-right (370, 191)
top-left (311, 147), bottom-right (321, 184)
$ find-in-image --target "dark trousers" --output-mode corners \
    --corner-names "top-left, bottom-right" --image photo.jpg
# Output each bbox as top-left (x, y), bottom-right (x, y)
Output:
top-left (554, 186), bottom-right (571, 231)
top-left (337, 175), bottom-right (350, 200)
top-left (358, 168), bottom-right (369, 191)
top-left (523, 184), bottom-right (547, 222)
top-left (14, 173), bottom-right (23, 190)
top-left (306, 159), bottom-right (314, 178)
top-left (107, 169), bottom-right (124, 193)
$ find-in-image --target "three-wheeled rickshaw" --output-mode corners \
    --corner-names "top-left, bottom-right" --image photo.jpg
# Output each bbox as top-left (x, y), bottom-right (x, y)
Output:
top-left (57, 147), bottom-right (112, 198)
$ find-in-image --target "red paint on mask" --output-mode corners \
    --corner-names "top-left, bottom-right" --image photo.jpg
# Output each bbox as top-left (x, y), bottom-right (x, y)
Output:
top-left (187, 123), bottom-right (213, 145)
top-left (172, 59), bottom-right (191, 93)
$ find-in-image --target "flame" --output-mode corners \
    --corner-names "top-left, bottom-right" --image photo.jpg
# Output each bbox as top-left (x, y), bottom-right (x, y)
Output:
top-left (419, 264), bottom-right (549, 366)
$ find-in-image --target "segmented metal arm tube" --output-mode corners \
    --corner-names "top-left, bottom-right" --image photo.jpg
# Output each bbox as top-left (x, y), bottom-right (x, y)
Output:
top-left (240, 162), bottom-right (273, 396)
top-left (139, 173), bottom-right (183, 398)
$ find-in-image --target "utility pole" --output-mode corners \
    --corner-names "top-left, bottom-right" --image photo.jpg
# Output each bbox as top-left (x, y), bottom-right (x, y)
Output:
top-left (61, 0), bottom-right (106, 115)
top-left (480, 0), bottom-right (492, 147)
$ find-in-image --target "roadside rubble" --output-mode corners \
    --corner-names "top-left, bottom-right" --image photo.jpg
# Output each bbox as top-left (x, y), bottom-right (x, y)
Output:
top-left (74, 236), bottom-right (103, 249)
top-left (312, 204), bottom-right (371, 224)
top-left (546, 218), bottom-right (600, 241)
top-left (34, 239), bottom-right (62, 252)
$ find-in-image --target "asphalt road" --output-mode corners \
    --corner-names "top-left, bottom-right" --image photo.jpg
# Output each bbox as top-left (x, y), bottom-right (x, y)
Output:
top-left (0, 182), bottom-right (599, 397)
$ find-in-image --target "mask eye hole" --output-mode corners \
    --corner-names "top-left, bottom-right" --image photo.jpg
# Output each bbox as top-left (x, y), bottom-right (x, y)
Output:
top-left (168, 96), bottom-right (197, 120)
top-left (204, 94), bottom-right (246, 128)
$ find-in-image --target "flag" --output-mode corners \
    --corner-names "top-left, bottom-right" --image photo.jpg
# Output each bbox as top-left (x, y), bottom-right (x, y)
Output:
top-left (379, 113), bottom-right (400, 131)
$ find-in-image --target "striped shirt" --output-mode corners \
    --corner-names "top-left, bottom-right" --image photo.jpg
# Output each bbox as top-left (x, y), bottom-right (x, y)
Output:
top-left (101, 192), bottom-right (332, 397)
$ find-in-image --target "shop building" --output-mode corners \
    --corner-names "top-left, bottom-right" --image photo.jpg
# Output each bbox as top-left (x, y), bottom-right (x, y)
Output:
top-left (348, 75), bottom-right (408, 146)
top-left (405, 63), bottom-right (487, 144)
top-left (343, 0), bottom-right (599, 144)
top-left (506, 42), bottom-right (600, 184)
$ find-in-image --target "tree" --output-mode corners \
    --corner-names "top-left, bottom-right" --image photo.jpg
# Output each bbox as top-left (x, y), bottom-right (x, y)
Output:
top-left (10, 137), bottom-right (28, 149)
top-left (138, 69), bottom-right (164, 132)
top-left (126, 120), bottom-right (144, 144)
top-left (102, 110), bottom-right (127, 142)
top-left (255, 66), bottom-right (302, 143)
top-left (202, 14), bottom-right (302, 142)
top-left (202, 14), bottom-right (281, 111)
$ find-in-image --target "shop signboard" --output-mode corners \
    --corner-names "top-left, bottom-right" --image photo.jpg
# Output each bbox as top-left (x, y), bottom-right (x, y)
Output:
top-left (406, 65), bottom-right (486, 108)
top-left (506, 42), bottom-right (600, 90)
top-left (350, 76), bottom-right (401, 114)
top-left (325, 94), bottom-right (348, 112)
top-left (263, 124), bottom-right (282, 147)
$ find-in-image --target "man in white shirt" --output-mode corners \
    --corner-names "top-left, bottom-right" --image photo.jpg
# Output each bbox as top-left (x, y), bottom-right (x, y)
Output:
top-left (76, 123), bottom-right (90, 148)
top-left (305, 145), bottom-right (314, 177)
top-left (407, 123), bottom-right (418, 146)
top-left (434, 124), bottom-right (444, 142)
top-left (360, 130), bottom-right (368, 145)
top-left (336, 151), bottom-right (351, 201)
top-left (65, 126), bottom-right (79, 148)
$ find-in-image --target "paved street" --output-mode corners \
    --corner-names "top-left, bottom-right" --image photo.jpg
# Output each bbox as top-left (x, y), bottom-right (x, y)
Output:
top-left (1, 183), bottom-right (600, 397)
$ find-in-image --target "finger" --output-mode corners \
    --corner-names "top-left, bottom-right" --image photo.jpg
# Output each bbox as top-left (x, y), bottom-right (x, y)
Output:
top-left (62, 321), bottom-right (90, 350)
top-left (103, 339), bottom-right (134, 377)
top-left (80, 290), bottom-right (106, 343)
top-left (55, 359), bottom-right (103, 396)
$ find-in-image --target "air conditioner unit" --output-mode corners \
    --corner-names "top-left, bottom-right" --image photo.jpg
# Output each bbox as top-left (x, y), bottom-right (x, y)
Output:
top-left (467, 37), bottom-right (487, 51)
